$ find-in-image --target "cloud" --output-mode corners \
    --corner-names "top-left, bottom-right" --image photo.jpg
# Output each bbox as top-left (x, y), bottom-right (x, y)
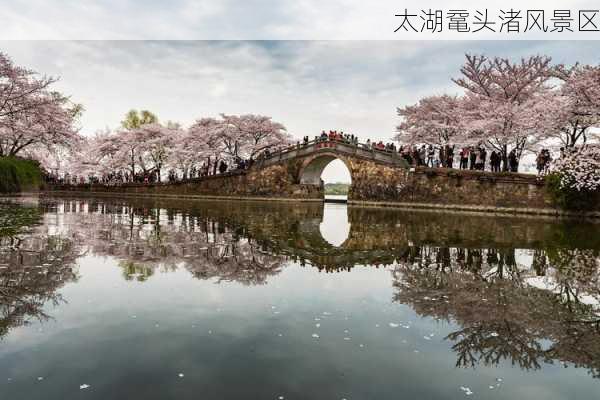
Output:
top-left (2, 0), bottom-right (600, 39)
top-left (1, 40), bottom-right (598, 137)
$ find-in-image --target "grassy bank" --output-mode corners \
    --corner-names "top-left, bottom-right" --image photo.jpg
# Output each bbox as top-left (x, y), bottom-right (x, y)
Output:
top-left (324, 182), bottom-right (349, 195)
top-left (0, 157), bottom-right (42, 193)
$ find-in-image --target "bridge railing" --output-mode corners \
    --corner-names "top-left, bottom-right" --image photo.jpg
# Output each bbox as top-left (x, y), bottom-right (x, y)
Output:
top-left (46, 138), bottom-right (408, 189)
top-left (258, 138), bottom-right (407, 166)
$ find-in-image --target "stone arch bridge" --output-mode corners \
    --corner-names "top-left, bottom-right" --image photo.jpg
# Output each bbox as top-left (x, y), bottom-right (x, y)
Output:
top-left (253, 139), bottom-right (410, 200)
top-left (47, 138), bottom-right (566, 214)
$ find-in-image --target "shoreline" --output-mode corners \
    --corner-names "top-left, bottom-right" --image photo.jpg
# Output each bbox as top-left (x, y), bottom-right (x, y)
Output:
top-left (22, 190), bottom-right (600, 220)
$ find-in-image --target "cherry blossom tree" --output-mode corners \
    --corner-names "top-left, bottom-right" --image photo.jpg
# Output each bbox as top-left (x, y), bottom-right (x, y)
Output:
top-left (137, 123), bottom-right (174, 181)
top-left (200, 114), bottom-right (290, 161)
top-left (551, 64), bottom-right (600, 147)
top-left (453, 54), bottom-right (556, 171)
top-left (551, 144), bottom-right (600, 192)
top-left (67, 131), bottom-right (121, 177)
top-left (395, 95), bottom-right (464, 146)
top-left (111, 128), bottom-right (146, 175)
top-left (228, 114), bottom-right (291, 160)
top-left (171, 122), bottom-right (214, 177)
top-left (0, 52), bottom-right (82, 158)
top-left (187, 117), bottom-right (224, 175)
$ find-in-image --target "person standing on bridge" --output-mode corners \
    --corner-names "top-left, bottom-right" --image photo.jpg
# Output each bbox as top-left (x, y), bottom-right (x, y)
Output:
top-left (508, 149), bottom-right (519, 172)
top-left (469, 146), bottom-right (477, 170)
top-left (418, 145), bottom-right (426, 166)
top-left (459, 147), bottom-right (469, 169)
top-left (490, 151), bottom-right (500, 172)
top-left (426, 145), bottom-right (435, 167)
top-left (219, 160), bottom-right (228, 174)
top-left (445, 144), bottom-right (455, 168)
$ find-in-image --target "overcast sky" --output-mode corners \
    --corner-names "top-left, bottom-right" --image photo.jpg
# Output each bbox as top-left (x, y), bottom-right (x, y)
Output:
top-left (2, 0), bottom-right (599, 39)
top-left (1, 40), bottom-right (598, 181)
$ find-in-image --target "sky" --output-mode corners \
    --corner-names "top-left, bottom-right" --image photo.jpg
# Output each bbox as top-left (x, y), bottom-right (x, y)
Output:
top-left (1, 40), bottom-right (599, 182)
top-left (2, 1), bottom-right (600, 181)
top-left (2, 0), bottom-right (599, 39)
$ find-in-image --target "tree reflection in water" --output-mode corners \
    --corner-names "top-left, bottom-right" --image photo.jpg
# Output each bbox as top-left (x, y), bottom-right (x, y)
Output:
top-left (40, 199), bottom-right (288, 285)
top-left (392, 245), bottom-right (600, 378)
top-left (1, 196), bottom-right (599, 379)
top-left (0, 202), bottom-right (79, 339)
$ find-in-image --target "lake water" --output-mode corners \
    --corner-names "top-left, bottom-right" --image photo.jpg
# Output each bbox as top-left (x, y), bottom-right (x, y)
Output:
top-left (0, 196), bottom-right (599, 400)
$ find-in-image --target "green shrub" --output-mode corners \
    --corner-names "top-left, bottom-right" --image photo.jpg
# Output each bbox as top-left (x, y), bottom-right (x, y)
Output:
top-left (546, 173), bottom-right (598, 210)
top-left (0, 157), bottom-right (43, 193)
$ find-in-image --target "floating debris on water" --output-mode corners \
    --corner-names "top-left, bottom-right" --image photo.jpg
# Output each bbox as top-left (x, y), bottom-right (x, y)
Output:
top-left (389, 323), bottom-right (400, 328)
top-left (460, 386), bottom-right (473, 396)
top-left (311, 333), bottom-right (320, 338)
top-left (80, 384), bottom-right (90, 390)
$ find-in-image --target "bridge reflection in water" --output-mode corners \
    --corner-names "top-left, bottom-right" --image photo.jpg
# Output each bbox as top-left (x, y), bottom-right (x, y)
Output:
top-left (1, 196), bottom-right (600, 383)
top-left (319, 203), bottom-right (350, 246)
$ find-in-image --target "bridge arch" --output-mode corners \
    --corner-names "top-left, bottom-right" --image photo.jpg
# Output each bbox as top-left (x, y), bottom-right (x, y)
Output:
top-left (299, 152), bottom-right (352, 185)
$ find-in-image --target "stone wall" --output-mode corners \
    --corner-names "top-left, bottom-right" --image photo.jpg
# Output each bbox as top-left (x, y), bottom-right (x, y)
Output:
top-left (48, 163), bottom-right (322, 200)
top-left (405, 168), bottom-right (551, 208)
top-left (45, 156), bottom-right (600, 217)
top-left (346, 158), bottom-right (411, 201)
top-left (349, 166), bottom-right (599, 215)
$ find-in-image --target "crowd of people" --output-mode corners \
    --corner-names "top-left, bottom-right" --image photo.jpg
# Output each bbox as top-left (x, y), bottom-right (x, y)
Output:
top-left (46, 155), bottom-right (256, 186)
top-left (48, 130), bottom-right (560, 186)
top-left (314, 130), bottom-right (360, 145)
top-left (395, 144), bottom-right (516, 172)
top-left (536, 149), bottom-right (553, 175)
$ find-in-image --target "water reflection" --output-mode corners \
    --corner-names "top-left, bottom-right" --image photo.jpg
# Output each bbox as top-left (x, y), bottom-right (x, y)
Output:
top-left (319, 203), bottom-right (350, 246)
top-left (0, 202), bottom-right (79, 338)
top-left (1, 196), bottom-right (599, 387)
top-left (392, 246), bottom-right (600, 378)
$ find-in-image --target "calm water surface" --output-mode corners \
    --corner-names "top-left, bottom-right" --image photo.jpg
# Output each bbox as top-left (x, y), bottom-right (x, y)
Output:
top-left (0, 196), bottom-right (599, 400)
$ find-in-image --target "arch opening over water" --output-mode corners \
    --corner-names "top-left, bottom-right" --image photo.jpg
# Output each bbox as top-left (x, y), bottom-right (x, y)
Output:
top-left (300, 155), bottom-right (351, 185)
top-left (299, 153), bottom-right (351, 202)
